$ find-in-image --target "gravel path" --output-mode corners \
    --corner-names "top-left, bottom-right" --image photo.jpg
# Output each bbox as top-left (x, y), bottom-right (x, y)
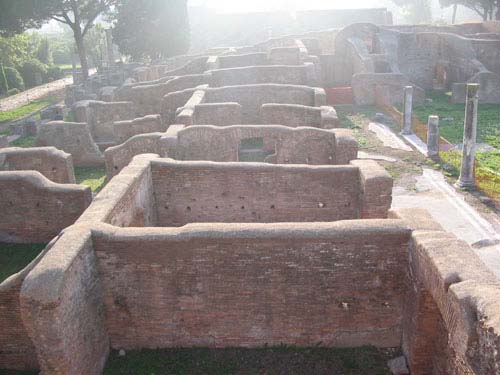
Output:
top-left (0, 76), bottom-right (73, 112)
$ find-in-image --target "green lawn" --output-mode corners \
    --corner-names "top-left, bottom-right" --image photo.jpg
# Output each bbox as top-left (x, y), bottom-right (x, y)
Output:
top-left (105, 346), bottom-right (398, 375)
top-left (75, 166), bottom-right (107, 193)
top-left (10, 136), bottom-right (36, 148)
top-left (56, 64), bottom-right (81, 70)
top-left (413, 92), bottom-right (500, 148)
top-left (0, 243), bottom-right (46, 283)
top-left (0, 98), bottom-right (57, 124)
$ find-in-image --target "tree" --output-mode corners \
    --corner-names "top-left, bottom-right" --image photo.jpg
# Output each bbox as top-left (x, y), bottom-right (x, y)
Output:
top-left (390, 0), bottom-right (433, 24)
top-left (112, 0), bottom-right (190, 61)
top-left (440, 0), bottom-right (500, 20)
top-left (37, 37), bottom-right (52, 64)
top-left (0, 0), bottom-right (117, 80)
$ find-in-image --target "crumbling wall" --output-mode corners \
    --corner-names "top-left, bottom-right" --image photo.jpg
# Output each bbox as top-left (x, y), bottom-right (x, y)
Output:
top-left (162, 88), bottom-right (198, 125)
top-left (113, 115), bottom-right (165, 144)
top-left (0, 147), bottom-right (76, 184)
top-left (74, 101), bottom-right (135, 144)
top-left (261, 103), bottom-right (322, 127)
top-left (193, 103), bottom-right (242, 125)
top-left (150, 159), bottom-right (391, 226)
top-left (81, 154), bottom-right (158, 227)
top-left (216, 53), bottom-right (268, 69)
top-left (105, 134), bottom-right (164, 178)
top-left (352, 73), bottom-right (425, 106)
top-left (166, 125), bottom-right (357, 165)
top-left (205, 84), bottom-right (319, 123)
top-left (92, 220), bottom-right (410, 349)
top-left (36, 122), bottom-right (104, 167)
top-left (20, 227), bottom-right (110, 374)
top-left (125, 74), bottom-right (209, 116)
top-left (394, 209), bottom-right (500, 374)
top-left (0, 171), bottom-right (91, 243)
top-left (209, 64), bottom-right (314, 87)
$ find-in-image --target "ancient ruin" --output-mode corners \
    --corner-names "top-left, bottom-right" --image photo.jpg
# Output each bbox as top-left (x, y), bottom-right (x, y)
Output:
top-left (1, 15), bottom-right (500, 375)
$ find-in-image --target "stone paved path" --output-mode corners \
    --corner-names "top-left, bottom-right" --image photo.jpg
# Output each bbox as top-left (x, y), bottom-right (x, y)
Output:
top-left (0, 76), bottom-right (73, 112)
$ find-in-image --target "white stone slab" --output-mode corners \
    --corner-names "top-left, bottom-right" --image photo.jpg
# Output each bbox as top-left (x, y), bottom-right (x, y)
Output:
top-left (368, 122), bottom-right (412, 151)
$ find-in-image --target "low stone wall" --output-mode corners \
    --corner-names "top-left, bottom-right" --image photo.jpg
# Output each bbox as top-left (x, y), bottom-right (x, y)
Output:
top-left (268, 47), bottom-right (301, 65)
top-left (74, 100), bottom-right (135, 144)
top-left (261, 103), bottom-right (322, 127)
top-left (0, 171), bottom-right (91, 243)
top-left (205, 84), bottom-right (324, 124)
top-left (0, 240), bottom-right (54, 371)
top-left (36, 121), bottom-right (104, 167)
top-left (113, 115), bottom-right (165, 144)
top-left (393, 209), bottom-right (500, 374)
top-left (92, 220), bottom-right (410, 349)
top-left (216, 53), bottom-right (268, 69)
top-left (165, 125), bottom-right (357, 165)
top-left (16, 154), bottom-right (500, 374)
top-left (104, 125), bottom-right (357, 178)
top-left (150, 159), bottom-right (391, 226)
top-left (193, 103), bottom-right (242, 125)
top-left (162, 88), bottom-right (199, 125)
top-left (0, 147), bottom-right (76, 184)
top-left (209, 64), bottom-right (315, 87)
top-left (105, 133), bottom-right (164, 178)
top-left (352, 73), bottom-right (425, 106)
top-left (123, 74), bottom-right (209, 116)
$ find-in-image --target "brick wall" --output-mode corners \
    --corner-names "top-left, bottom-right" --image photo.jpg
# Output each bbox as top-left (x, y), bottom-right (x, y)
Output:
top-left (0, 171), bottom-right (92, 243)
top-left (20, 228), bottom-right (109, 375)
top-left (93, 220), bottom-right (410, 349)
top-left (217, 53), bottom-right (268, 69)
top-left (113, 115), bottom-right (165, 144)
top-left (80, 155), bottom-right (158, 227)
top-left (193, 103), bottom-right (242, 126)
top-left (151, 160), bottom-right (376, 226)
top-left (394, 208), bottom-right (500, 374)
top-left (261, 103), bottom-right (322, 127)
top-left (0, 147), bottom-right (76, 184)
top-left (169, 125), bottom-right (357, 165)
top-left (205, 84), bottom-right (316, 123)
top-left (209, 65), bottom-right (311, 87)
top-left (128, 74), bottom-right (209, 116)
top-left (36, 122), bottom-right (104, 167)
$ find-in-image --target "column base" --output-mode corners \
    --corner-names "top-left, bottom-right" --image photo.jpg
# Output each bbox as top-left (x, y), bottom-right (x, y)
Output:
top-left (455, 180), bottom-right (476, 190)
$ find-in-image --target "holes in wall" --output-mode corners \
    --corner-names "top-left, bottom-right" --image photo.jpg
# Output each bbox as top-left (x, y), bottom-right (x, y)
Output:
top-left (238, 137), bottom-right (275, 163)
top-left (186, 206), bottom-right (191, 211)
top-left (270, 205), bottom-right (275, 209)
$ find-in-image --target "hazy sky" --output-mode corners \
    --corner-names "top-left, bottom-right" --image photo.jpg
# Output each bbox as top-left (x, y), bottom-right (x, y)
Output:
top-left (188, 0), bottom-right (392, 13)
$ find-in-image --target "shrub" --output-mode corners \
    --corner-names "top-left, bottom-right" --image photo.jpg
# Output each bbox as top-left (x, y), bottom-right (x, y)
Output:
top-left (19, 59), bottom-right (47, 88)
top-left (46, 65), bottom-right (63, 81)
top-left (4, 66), bottom-right (25, 91)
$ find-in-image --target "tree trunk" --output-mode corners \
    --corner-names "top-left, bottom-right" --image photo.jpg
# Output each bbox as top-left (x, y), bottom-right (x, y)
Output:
top-left (74, 31), bottom-right (90, 81)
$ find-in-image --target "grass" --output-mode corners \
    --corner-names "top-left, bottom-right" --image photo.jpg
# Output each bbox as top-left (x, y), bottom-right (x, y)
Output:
top-left (75, 166), bottom-right (107, 193)
top-left (104, 346), bottom-right (398, 375)
top-left (56, 64), bottom-right (81, 70)
top-left (0, 243), bottom-right (46, 284)
top-left (336, 105), bottom-right (382, 149)
top-left (413, 91), bottom-right (500, 148)
top-left (439, 150), bottom-right (500, 203)
top-left (10, 136), bottom-right (36, 148)
top-left (0, 98), bottom-right (57, 124)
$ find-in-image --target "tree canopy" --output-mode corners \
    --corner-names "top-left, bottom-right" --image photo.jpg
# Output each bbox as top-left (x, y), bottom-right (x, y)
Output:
top-left (112, 0), bottom-right (190, 61)
top-left (439, 0), bottom-right (500, 20)
top-left (0, 0), bottom-right (117, 79)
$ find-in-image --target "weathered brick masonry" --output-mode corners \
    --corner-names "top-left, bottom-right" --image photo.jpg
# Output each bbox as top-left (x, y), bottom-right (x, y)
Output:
top-left (12, 156), bottom-right (500, 374)
top-left (0, 171), bottom-right (91, 243)
top-left (0, 147), bottom-right (76, 184)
